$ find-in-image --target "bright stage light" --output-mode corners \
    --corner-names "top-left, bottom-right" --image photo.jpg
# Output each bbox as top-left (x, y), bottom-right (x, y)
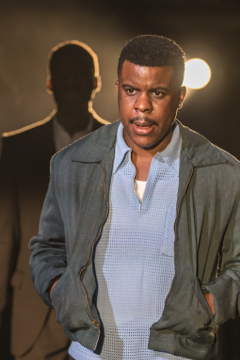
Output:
top-left (183, 58), bottom-right (211, 89)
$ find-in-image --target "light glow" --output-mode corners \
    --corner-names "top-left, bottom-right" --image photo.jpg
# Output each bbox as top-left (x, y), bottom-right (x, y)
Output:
top-left (183, 58), bottom-right (211, 89)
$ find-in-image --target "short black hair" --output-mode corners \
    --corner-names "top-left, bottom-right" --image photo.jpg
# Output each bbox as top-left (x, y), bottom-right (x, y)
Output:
top-left (118, 35), bottom-right (185, 86)
top-left (48, 40), bottom-right (99, 78)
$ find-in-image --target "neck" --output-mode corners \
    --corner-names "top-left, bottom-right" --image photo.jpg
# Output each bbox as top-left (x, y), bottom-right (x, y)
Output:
top-left (57, 103), bottom-right (91, 137)
top-left (124, 128), bottom-right (173, 181)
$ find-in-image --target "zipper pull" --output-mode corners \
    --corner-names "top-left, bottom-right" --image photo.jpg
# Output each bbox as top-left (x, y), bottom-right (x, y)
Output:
top-left (139, 201), bottom-right (142, 210)
top-left (92, 319), bottom-right (99, 327)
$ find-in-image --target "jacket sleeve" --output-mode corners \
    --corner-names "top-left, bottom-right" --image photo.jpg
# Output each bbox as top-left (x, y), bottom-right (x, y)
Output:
top-left (0, 137), bottom-right (19, 326)
top-left (29, 155), bottom-right (67, 308)
top-left (202, 197), bottom-right (240, 325)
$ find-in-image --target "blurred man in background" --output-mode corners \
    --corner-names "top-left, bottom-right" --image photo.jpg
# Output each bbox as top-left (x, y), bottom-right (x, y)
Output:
top-left (0, 40), bottom-right (108, 360)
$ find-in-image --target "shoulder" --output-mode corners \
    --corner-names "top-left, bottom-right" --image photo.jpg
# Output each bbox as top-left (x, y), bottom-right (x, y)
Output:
top-left (178, 120), bottom-right (240, 178)
top-left (1, 111), bottom-right (55, 147)
top-left (0, 111), bottom-right (55, 163)
top-left (218, 148), bottom-right (240, 173)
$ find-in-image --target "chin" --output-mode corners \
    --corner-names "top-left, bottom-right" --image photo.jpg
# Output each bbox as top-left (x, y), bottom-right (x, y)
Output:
top-left (135, 135), bottom-right (166, 150)
top-left (134, 139), bottom-right (157, 149)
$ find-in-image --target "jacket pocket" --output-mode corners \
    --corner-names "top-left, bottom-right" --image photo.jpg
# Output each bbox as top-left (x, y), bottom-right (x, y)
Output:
top-left (50, 275), bottom-right (63, 307)
top-left (50, 265), bottom-right (95, 331)
top-left (194, 279), bottom-right (214, 321)
top-left (152, 278), bottom-right (214, 344)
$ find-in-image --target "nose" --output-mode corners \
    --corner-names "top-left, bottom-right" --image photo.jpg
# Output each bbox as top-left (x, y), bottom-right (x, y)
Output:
top-left (134, 93), bottom-right (152, 113)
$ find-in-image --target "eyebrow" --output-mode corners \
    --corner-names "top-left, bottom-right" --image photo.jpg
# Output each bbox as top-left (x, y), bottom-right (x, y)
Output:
top-left (150, 86), bottom-right (169, 92)
top-left (122, 84), bottom-right (169, 92)
top-left (122, 84), bottom-right (138, 89)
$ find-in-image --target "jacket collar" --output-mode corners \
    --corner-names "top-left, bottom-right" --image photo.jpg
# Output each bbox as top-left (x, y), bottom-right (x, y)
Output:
top-left (178, 120), bottom-right (227, 167)
top-left (71, 120), bottom-right (120, 163)
top-left (72, 119), bottom-right (227, 167)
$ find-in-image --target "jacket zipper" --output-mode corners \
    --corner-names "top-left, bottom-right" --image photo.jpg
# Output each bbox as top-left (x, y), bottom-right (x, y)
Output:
top-left (79, 161), bottom-right (109, 349)
top-left (174, 167), bottom-right (194, 229)
top-left (166, 167), bottom-right (194, 302)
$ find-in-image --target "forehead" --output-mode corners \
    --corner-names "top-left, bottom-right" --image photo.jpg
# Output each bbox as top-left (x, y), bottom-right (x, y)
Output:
top-left (119, 60), bottom-right (177, 87)
top-left (51, 60), bottom-right (93, 80)
top-left (51, 52), bottom-right (93, 76)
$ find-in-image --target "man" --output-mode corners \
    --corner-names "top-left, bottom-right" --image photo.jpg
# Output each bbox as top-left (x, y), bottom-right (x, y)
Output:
top-left (29, 35), bottom-right (240, 360)
top-left (0, 40), bottom-right (107, 360)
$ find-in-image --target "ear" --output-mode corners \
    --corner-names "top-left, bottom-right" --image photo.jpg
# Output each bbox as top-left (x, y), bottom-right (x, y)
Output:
top-left (46, 77), bottom-right (53, 94)
top-left (178, 86), bottom-right (186, 109)
top-left (93, 76), bottom-right (102, 93)
top-left (115, 80), bottom-right (119, 92)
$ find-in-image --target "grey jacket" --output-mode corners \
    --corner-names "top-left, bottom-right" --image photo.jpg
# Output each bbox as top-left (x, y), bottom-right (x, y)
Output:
top-left (29, 120), bottom-right (240, 360)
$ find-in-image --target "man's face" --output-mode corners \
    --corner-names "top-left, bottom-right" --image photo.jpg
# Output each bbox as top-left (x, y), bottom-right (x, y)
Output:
top-left (116, 61), bottom-right (186, 152)
top-left (51, 60), bottom-right (94, 107)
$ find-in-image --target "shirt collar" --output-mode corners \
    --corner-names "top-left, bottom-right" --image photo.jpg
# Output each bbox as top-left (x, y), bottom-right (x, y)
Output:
top-left (113, 123), bottom-right (131, 174)
top-left (157, 121), bottom-right (182, 175)
top-left (113, 121), bottom-right (182, 175)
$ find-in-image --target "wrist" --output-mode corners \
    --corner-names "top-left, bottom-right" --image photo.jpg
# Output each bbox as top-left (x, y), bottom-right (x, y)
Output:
top-left (49, 276), bottom-right (61, 296)
top-left (204, 292), bottom-right (215, 316)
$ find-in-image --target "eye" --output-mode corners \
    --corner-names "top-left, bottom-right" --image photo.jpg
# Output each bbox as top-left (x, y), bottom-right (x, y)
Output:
top-left (153, 90), bottom-right (163, 97)
top-left (126, 88), bottom-right (137, 95)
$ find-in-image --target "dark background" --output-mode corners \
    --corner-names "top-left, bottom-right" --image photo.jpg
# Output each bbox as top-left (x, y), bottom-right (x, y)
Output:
top-left (1, 0), bottom-right (240, 158)
top-left (1, 1), bottom-right (240, 359)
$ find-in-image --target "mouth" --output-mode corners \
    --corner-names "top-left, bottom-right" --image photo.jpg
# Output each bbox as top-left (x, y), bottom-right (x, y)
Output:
top-left (130, 118), bottom-right (156, 135)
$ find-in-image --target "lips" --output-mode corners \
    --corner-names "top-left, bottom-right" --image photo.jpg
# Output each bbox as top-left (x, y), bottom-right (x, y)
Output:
top-left (132, 123), bottom-right (154, 135)
top-left (131, 119), bottom-right (155, 135)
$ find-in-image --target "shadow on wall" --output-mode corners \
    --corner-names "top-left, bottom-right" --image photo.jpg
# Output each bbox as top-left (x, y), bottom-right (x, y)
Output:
top-left (0, 4), bottom-right (132, 135)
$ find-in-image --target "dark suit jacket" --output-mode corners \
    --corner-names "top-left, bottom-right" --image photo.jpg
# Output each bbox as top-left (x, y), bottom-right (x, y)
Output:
top-left (0, 110), bottom-right (107, 356)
